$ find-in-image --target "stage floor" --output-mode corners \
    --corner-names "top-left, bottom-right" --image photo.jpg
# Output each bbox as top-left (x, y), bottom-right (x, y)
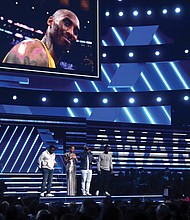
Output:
top-left (39, 194), bottom-right (164, 204)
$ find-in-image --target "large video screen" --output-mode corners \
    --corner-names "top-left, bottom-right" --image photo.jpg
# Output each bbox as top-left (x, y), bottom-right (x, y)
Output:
top-left (0, 0), bottom-right (100, 79)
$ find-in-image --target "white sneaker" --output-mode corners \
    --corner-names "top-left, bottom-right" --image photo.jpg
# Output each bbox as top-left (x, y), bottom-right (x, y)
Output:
top-left (46, 193), bottom-right (54, 197)
top-left (86, 192), bottom-right (92, 196)
top-left (82, 193), bottom-right (87, 196)
top-left (104, 191), bottom-right (110, 196)
top-left (95, 190), bottom-right (99, 196)
top-left (40, 192), bottom-right (45, 197)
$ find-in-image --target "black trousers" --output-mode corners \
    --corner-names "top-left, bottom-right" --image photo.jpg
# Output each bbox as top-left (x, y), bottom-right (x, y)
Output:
top-left (98, 169), bottom-right (111, 194)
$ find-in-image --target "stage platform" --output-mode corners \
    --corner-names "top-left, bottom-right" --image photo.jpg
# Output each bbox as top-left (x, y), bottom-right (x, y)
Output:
top-left (39, 194), bottom-right (164, 205)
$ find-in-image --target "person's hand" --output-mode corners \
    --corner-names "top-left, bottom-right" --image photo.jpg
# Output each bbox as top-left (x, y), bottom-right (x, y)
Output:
top-left (54, 162), bottom-right (57, 166)
top-left (72, 153), bottom-right (77, 159)
top-left (38, 165), bottom-right (42, 171)
top-left (110, 169), bottom-right (113, 174)
top-left (98, 170), bottom-right (101, 175)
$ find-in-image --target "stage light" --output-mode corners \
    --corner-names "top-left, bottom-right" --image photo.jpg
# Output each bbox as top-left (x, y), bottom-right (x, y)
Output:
top-left (175, 7), bottom-right (181, 13)
top-left (184, 95), bottom-right (189, 101)
top-left (129, 98), bottom-right (135, 104)
top-left (185, 49), bottom-right (189, 54)
top-left (162, 9), bottom-right (167, 14)
top-left (119, 11), bottom-right (124, 17)
top-left (73, 98), bottom-right (79, 103)
top-left (15, 2), bottom-right (18, 5)
top-left (102, 53), bottom-right (107, 58)
top-left (105, 11), bottom-right (110, 17)
top-left (133, 11), bottom-right (138, 16)
top-left (32, 6), bottom-right (35, 10)
top-left (13, 95), bottom-right (17, 100)
top-left (156, 97), bottom-right (162, 102)
top-left (147, 10), bottom-right (152, 15)
top-left (42, 97), bottom-right (47, 102)
top-left (7, 20), bottom-right (13, 24)
top-left (129, 52), bottom-right (134, 58)
top-left (46, 11), bottom-right (49, 15)
top-left (102, 98), bottom-right (108, 104)
top-left (155, 51), bottom-right (160, 56)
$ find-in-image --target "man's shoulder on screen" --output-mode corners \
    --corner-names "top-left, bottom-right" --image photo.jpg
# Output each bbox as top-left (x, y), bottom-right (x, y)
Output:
top-left (3, 39), bottom-right (49, 67)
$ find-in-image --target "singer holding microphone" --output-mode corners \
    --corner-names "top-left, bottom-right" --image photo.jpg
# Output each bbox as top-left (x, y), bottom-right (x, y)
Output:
top-left (64, 145), bottom-right (78, 196)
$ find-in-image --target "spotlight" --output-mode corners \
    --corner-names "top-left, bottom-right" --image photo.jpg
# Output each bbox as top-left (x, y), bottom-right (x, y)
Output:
top-left (73, 98), bottom-right (79, 103)
top-left (129, 98), bottom-right (135, 104)
top-left (133, 11), bottom-right (138, 16)
top-left (102, 53), bottom-right (107, 58)
top-left (146, 10), bottom-right (152, 15)
top-left (13, 95), bottom-right (17, 100)
top-left (185, 49), bottom-right (189, 54)
top-left (184, 95), bottom-right (189, 101)
top-left (15, 2), bottom-right (18, 5)
top-left (155, 51), bottom-right (160, 56)
top-left (162, 9), bottom-right (167, 14)
top-left (129, 52), bottom-right (134, 58)
top-left (42, 97), bottom-right (47, 102)
top-left (156, 97), bottom-right (162, 102)
top-left (119, 11), bottom-right (124, 17)
top-left (32, 6), bottom-right (35, 10)
top-left (105, 11), bottom-right (110, 16)
top-left (147, 10), bottom-right (152, 15)
top-left (102, 98), bottom-right (108, 104)
top-left (175, 7), bottom-right (181, 13)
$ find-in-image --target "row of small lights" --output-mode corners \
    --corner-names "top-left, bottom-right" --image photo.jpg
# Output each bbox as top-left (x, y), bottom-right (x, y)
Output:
top-left (105, 7), bottom-right (181, 17)
top-left (14, 1), bottom-right (182, 16)
top-left (102, 49), bottom-right (190, 58)
top-left (12, 95), bottom-right (190, 104)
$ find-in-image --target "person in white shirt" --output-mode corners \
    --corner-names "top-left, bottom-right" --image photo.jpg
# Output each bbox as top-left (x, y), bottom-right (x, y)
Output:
top-left (38, 145), bottom-right (56, 197)
top-left (96, 144), bottom-right (113, 196)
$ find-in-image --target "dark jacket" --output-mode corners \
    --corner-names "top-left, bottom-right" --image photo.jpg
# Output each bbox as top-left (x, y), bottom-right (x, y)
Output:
top-left (80, 151), bottom-right (96, 170)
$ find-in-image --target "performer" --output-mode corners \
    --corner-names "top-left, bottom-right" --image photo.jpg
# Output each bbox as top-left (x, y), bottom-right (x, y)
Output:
top-left (3, 9), bottom-right (80, 68)
top-left (96, 144), bottom-right (113, 196)
top-left (38, 145), bottom-right (56, 197)
top-left (80, 145), bottom-right (96, 196)
top-left (64, 145), bottom-right (78, 196)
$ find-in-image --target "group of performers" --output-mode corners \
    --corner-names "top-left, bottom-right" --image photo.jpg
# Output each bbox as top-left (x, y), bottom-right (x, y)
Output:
top-left (38, 144), bottom-right (113, 197)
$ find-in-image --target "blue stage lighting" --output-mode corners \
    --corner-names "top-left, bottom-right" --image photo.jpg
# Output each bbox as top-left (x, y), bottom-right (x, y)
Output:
top-left (129, 52), bottom-right (134, 57)
top-left (175, 7), bottom-right (181, 13)
top-left (73, 98), bottom-right (79, 103)
top-left (119, 11), bottom-right (124, 17)
top-left (147, 10), bottom-right (152, 15)
top-left (162, 9), bottom-right (167, 14)
top-left (133, 11), bottom-right (138, 16)
top-left (105, 11), bottom-right (110, 16)
top-left (102, 53), bottom-right (107, 58)
top-left (42, 97), bottom-right (47, 102)
top-left (156, 97), bottom-right (162, 102)
top-left (129, 98), bottom-right (135, 104)
top-left (155, 51), bottom-right (160, 56)
top-left (13, 95), bottom-right (17, 100)
top-left (185, 49), bottom-right (189, 54)
top-left (184, 96), bottom-right (189, 101)
top-left (102, 98), bottom-right (108, 104)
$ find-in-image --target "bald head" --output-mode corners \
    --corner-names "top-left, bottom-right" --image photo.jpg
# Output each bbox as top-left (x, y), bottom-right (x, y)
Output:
top-left (52, 9), bottom-right (80, 30)
top-left (46, 9), bottom-right (80, 52)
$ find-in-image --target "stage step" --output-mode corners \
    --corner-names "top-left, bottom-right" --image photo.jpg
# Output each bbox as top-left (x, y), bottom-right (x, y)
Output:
top-left (0, 173), bottom-right (68, 196)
